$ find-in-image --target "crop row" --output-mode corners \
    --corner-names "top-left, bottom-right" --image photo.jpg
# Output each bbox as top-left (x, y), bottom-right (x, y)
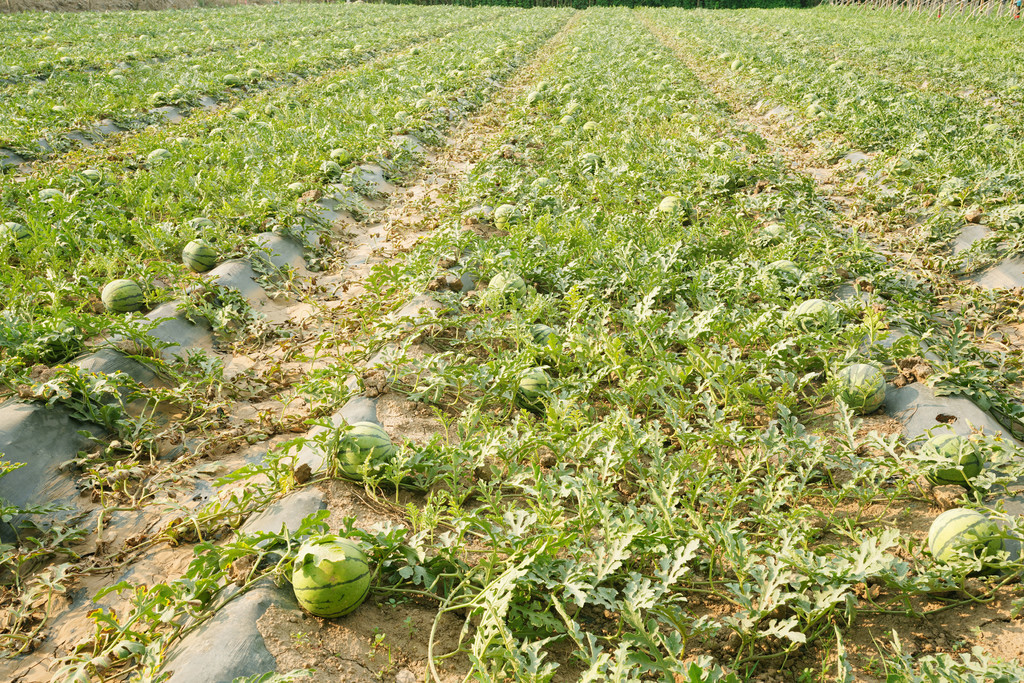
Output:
top-left (0, 3), bottom-right (401, 65)
top-left (681, 6), bottom-right (1024, 103)
top-left (649, 9), bottom-right (1024, 276)
top-left (0, 5), bottom-right (504, 154)
top-left (294, 8), bottom-right (1023, 679)
top-left (0, 9), bottom-right (571, 384)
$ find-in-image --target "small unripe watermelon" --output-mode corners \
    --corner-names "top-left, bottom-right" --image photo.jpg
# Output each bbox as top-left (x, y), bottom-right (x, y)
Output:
top-left (767, 260), bottom-right (803, 285)
top-left (578, 152), bottom-right (601, 170)
top-left (335, 422), bottom-right (396, 479)
top-left (146, 148), bottom-right (172, 165)
top-left (658, 196), bottom-right (685, 214)
top-left (530, 324), bottom-right (558, 347)
top-left (928, 508), bottom-right (1001, 563)
top-left (516, 367), bottom-right (552, 413)
top-left (182, 239), bottom-right (218, 273)
top-left (2, 221), bottom-right (30, 241)
top-left (223, 74), bottom-right (243, 86)
top-left (835, 363), bottom-right (886, 415)
top-left (493, 204), bottom-right (520, 229)
top-left (923, 432), bottom-right (983, 487)
top-left (292, 536), bottom-right (371, 618)
top-left (101, 279), bottom-right (145, 313)
top-left (320, 160), bottom-right (343, 177)
top-left (789, 298), bottom-right (837, 333)
top-left (581, 121), bottom-right (598, 134)
top-left (485, 273), bottom-right (527, 309)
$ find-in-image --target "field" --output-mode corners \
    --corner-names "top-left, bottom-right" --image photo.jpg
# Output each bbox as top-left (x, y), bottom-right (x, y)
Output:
top-left (3, 3), bottom-right (1024, 681)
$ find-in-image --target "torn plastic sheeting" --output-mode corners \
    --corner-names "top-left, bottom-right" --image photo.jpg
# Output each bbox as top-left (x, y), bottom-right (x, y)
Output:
top-left (392, 134), bottom-right (427, 156)
top-left (356, 164), bottom-right (396, 196)
top-left (74, 347), bottom-right (158, 386)
top-left (95, 119), bottom-right (126, 135)
top-left (0, 401), bottom-right (100, 529)
top-left (886, 383), bottom-right (1020, 445)
top-left (0, 148), bottom-right (23, 168)
top-left (161, 578), bottom-right (295, 683)
top-left (145, 302), bottom-right (216, 360)
top-left (969, 256), bottom-right (1024, 290)
top-left (152, 105), bottom-right (185, 124)
top-left (254, 232), bottom-right (306, 271)
top-left (241, 488), bottom-right (327, 538)
top-left (951, 223), bottom-right (989, 256)
top-left (210, 259), bottom-right (270, 306)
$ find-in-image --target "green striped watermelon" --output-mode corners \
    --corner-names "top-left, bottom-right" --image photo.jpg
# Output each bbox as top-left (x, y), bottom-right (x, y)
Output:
top-left (292, 536), bottom-right (371, 618)
top-left (530, 324), bottom-right (557, 347)
top-left (182, 239), bottom-right (218, 273)
top-left (928, 508), bottom-right (1001, 563)
top-left (658, 196), bottom-right (684, 214)
top-left (146, 149), bottom-right (172, 166)
top-left (789, 298), bottom-right (837, 333)
top-left (923, 433), bottom-right (983, 487)
top-left (493, 204), bottom-right (520, 229)
top-left (485, 273), bottom-right (527, 309)
top-left (101, 279), bottom-right (145, 313)
top-left (335, 422), bottom-right (396, 479)
top-left (2, 222), bottom-right (30, 241)
top-left (835, 363), bottom-right (886, 415)
top-left (516, 367), bottom-right (552, 413)
top-left (767, 260), bottom-right (803, 286)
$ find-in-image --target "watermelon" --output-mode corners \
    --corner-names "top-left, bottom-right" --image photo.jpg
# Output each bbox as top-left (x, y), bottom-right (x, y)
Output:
top-left (579, 153), bottom-right (601, 171)
top-left (81, 169), bottom-right (102, 183)
top-left (330, 148), bottom-right (353, 164)
top-left (182, 239), bottom-right (218, 273)
top-left (516, 367), bottom-right (552, 413)
top-left (564, 101), bottom-right (583, 117)
top-left (38, 188), bottom-right (64, 202)
top-left (335, 422), bottom-right (396, 479)
top-left (834, 363), bottom-right (886, 415)
top-left (658, 196), bottom-right (684, 214)
top-left (789, 299), bottom-right (837, 333)
top-left (581, 121), bottom-right (599, 134)
top-left (189, 217), bottom-right (215, 231)
top-left (320, 160), bottom-right (343, 178)
top-left (759, 222), bottom-right (784, 245)
top-left (146, 148), bottom-right (172, 166)
top-left (223, 74), bottom-right (243, 86)
top-left (292, 536), bottom-right (371, 618)
top-left (530, 324), bottom-right (557, 347)
top-left (559, 115), bottom-right (576, 127)
top-left (101, 279), bottom-right (145, 313)
top-left (767, 260), bottom-right (803, 285)
top-left (806, 103), bottom-right (824, 117)
top-left (485, 273), bottom-right (527, 309)
top-left (526, 91), bottom-right (542, 105)
top-left (246, 68), bottom-right (261, 80)
top-left (493, 204), bottom-right (520, 229)
top-left (2, 222), bottom-right (30, 241)
top-left (531, 177), bottom-right (552, 191)
top-left (730, 59), bottom-right (743, 71)
top-left (922, 432), bottom-right (983, 487)
top-left (928, 508), bottom-right (1001, 563)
